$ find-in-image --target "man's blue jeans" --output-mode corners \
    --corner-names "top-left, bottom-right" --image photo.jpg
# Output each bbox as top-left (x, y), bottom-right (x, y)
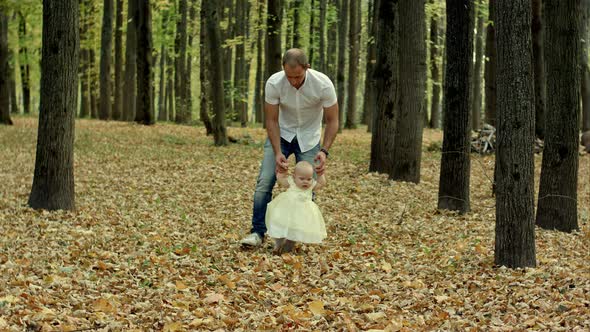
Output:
top-left (251, 137), bottom-right (319, 237)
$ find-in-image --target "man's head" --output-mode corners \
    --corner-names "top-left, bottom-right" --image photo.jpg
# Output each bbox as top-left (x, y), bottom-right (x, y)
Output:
top-left (282, 48), bottom-right (309, 89)
top-left (293, 161), bottom-right (314, 189)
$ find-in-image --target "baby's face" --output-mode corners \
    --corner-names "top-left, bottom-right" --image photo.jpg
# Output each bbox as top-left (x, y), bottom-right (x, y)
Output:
top-left (293, 168), bottom-right (313, 189)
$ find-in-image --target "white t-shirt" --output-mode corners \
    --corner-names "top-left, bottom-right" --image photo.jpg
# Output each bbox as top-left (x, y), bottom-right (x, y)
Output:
top-left (265, 69), bottom-right (337, 153)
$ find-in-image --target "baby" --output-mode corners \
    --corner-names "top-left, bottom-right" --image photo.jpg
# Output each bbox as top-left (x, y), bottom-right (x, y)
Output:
top-left (265, 161), bottom-right (327, 254)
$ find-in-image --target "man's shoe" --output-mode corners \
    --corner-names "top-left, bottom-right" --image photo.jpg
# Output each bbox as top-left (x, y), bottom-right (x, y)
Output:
top-left (240, 233), bottom-right (263, 247)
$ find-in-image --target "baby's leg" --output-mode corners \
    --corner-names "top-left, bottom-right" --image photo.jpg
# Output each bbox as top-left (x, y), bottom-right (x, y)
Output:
top-left (273, 238), bottom-right (285, 254)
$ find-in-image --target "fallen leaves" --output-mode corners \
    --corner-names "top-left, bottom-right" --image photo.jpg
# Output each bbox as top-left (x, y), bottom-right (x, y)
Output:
top-left (0, 118), bottom-right (589, 330)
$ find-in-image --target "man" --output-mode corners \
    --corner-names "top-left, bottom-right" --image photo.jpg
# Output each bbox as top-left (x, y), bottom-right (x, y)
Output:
top-left (240, 48), bottom-right (339, 247)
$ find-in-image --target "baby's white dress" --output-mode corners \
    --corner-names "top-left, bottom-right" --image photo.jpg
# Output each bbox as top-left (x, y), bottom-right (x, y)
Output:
top-left (265, 176), bottom-right (327, 243)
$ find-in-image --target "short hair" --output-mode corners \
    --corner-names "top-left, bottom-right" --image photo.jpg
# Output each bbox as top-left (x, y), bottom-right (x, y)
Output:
top-left (282, 48), bottom-right (309, 68)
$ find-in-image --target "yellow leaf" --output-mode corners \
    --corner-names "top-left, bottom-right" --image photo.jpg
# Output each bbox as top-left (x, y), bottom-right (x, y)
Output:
top-left (217, 275), bottom-right (236, 289)
top-left (204, 293), bottom-right (224, 304)
top-left (92, 298), bottom-right (116, 313)
top-left (475, 244), bottom-right (486, 254)
top-left (175, 280), bottom-right (188, 290)
top-left (365, 311), bottom-right (387, 321)
top-left (163, 321), bottom-right (184, 332)
top-left (308, 300), bottom-right (325, 316)
top-left (382, 261), bottom-right (392, 272)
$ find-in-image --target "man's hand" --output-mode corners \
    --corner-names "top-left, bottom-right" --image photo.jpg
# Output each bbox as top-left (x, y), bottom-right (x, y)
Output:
top-left (314, 150), bottom-right (327, 176)
top-left (275, 153), bottom-right (288, 173)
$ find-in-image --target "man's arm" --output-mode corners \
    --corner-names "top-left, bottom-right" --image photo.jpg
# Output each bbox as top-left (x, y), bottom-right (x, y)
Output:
top-left (265, 102), bottom-right (288, 172)
top-left (322, 102), bottom-right (339, 151)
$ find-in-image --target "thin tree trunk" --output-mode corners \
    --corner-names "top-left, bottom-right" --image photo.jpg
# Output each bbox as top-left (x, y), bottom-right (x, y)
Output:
top-left (80, 49), bottom-right (91, 118)
top-left (113, 0), bottom-right (124, 120)
top-left (532, 0), bottom-right (545, 138)
top-left (174, 0), bottom-right (188, 123)
top-left (18, 13), bottom-right (30, 115)
top-left (0, 13), bottom-right (11, 125)
top-left (319, 0), bottom-right (327, 73)
top-left (292, 0), bottom-right (302, 48)
top-left (200, 8), bottom-right (213, 135)
top-left (166, 52), bottom-right (174, 121)
top-left (429, 0), bottom-right (441, 129)
top-left (265, 0), bottom-right (282, 131)
top-left (495, 0), bottom-right (536, 268)
top-left (327, 0), bottom-right (338, 81)
top-left (363, 0), bottom-right (379, 132)
top-left (234, 0), bottom-right (247, 127)
top-left (336, 0), bottom-right (349, 132)
top-left (536, 0), bottom-right (580, 232)
top-left (89, 49), bottom-right (99, 118)
top-left (185, 0), bottom-right (197, 123)
top-left (309, 0), bottom-right (315, 66)
top-left (135, 0), bottom-right (154, 125)
top-left (437, 0), bottom-right (473, 212)
top-left (9, 45), bottom-right (18, 114)
top-left (28, 0), bottom-right (79, 210)
top-left (471, 0), bottom-right (485, 131)
top-left (344, 0), bottom-right (360, 129)
top-left (99, 0), bottom-right (114, 120)
top-left (204, 0), bottom-right (228, 145)
top-left (392, 0), bottom-right (427, 183)
top-left (484, 0), bottom-right (496, 126)
top-left (123, 0), bottom-right (137, 121)
top-left (254, 0), bottom-right (265, 124)
top-left (369, 0), bottom-right (398, 175)
top-left (158, 43), bottom-right (167, 121)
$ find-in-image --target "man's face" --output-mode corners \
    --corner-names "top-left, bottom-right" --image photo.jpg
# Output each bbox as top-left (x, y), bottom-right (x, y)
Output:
top-left (283, 64), bottom-right (306, 89)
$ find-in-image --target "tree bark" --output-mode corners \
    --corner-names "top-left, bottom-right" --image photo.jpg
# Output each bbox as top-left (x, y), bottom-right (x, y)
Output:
top-left (28, 0), bottom-right (78, 210)
top-left (363, 0), bottom-right (380, 132)
top-left (336, 0), bottom-right (349, 132)
top-left (234, 0), bottom-right (248, 127)
top-left (113, 0), bottom-right (124, 120)
top-left (157, 8), bottom-right (168, 122)
top-left (319, 0), bottom-right (327, 73)
top-left (327, 0), bottom-right (338, 81)
top-left (536, 0), bottom-right (580, 232)
top-left (471, 0), bottom-right (485, 131)
top-left (369, 0), bottom-right (398, 176)
top-left (309, 0), bottom-right (315, 66)
top-left (18, 13), bottom-right (30, 115)
top-left (484, 0), bottom-right (496, 126)
top-left (580, 0), bottom-right (590, 132)
top-left (79, 0), bottom-right (91, 118)
top-left (254, 0), bottom-right (265, 124)
top-left (135, 0), bottom-right (154, 125)
top-left (0, 13), bottom-right (11, 125)
top-left (89, 49), bottom-right (99, 118)
top-left (123, 0), bottom-right (137, 121)
top-left (292, 0), bottom-right (302, 48)
top-left (184, 0), bottom-right (197, 123)
top-left (429, 0), bottom-right (441, 129)
top-left (205, 0), bottom-right (228, 145)
top-left (532, 0), bottom-right (545, 138)
top-left (99, 0), bottom-right (114, 120)
top-left (344, 0), bottom-right (360, 129)
top-left (175, 0), bottom-right (188, 123)
top-left (200, 8), bottom-right (213, 135)
top-left (495, 0), bottom-right (536, 268)
top-left (392, 0), bottom-right (427, 183)
top-left (9, 43), bottom-right (17, 114)
top-left (438, 0), bottom-right (473, 212)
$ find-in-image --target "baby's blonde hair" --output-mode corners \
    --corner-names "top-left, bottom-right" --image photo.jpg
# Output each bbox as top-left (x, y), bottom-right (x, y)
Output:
top-left (294, 161), bottom-right (314, 175)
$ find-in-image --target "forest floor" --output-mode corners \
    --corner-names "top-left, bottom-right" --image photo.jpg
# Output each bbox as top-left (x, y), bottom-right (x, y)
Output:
top-left (0, 117), bottom-right (589, 331)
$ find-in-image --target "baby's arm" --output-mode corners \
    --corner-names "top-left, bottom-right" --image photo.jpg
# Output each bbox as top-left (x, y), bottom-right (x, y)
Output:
top-left (314, 174), bottom-right (327, 191)
top-left (276, 171), bottom-right (290, 187)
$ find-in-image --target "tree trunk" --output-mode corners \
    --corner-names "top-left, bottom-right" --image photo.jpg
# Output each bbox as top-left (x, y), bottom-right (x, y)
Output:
top-left (123, 0), bottom-right (137, 121)
top-left (369, 0), bottom-right (398, 175)
top-left (184, 0), bottom-right (197, 124)
top-left (166, 52), bottom-right (174, 121)
top-left (580, 0), bottom-right (590, 132)
top-left (113, 0), bottom-right (124, 120)
top-left (392, 0), bottom-right (426, 183)
top-left (484, 0), bottom-right (496, 126)
top-left (234, 0), bottom-right (247, 127)
top-left (28, 0), bottom-right (78, 210)
top-left (336, 0), bottom-right (349, 132)
top-left (437, 0), bottom-right (473, 212)
top-left (200, 8), bottom-right (213, 135)
top-left (536, 0), bottom-right (580, 232)
top-left (99, 0), bottom-right (114, 120)
top-left (9, 45), bottom-right (18, 114)
top-left (532, 0), bottom-right (545, 138)
top-left (309, 0), bottom-right (315, 66)
top-left (0, 13), bottom-right (11, 125)
top-left (292, 0), bottom-right (302, 48)
top-left (495, 0), bottom-right (536, 268)
top-left (158, 42), bottom-right (167, 121)
top-left (429, 0), bottom-right (441, 129)
top-left (205, 0), bottom-right (228, 145)
top-left (344, 0), bottom-right (360, 129)
top-left (363, 0), bottom-right (379, 132)
top-left (327, 0), bottom-right (338, 81)
top-left (471, 0), bottom-right (485, 131)
top-left (89, 49), bottom-right (99, 118)
top-left (134, 0), bottom-right (154, 125)
top-left (319, 0), bottom-right (327, 73)
top-left (79, 49), bottom-right (91, 118)
top-left (174, 0), bottom-right (188, 123)
top-left (18, 13), bottom-right (30, 115)
top-left (254, 0), bottom-right (265, 124)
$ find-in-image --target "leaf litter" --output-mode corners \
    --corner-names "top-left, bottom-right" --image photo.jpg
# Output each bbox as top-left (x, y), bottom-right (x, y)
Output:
top-left (0, 118), bottom-right (589, 331)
